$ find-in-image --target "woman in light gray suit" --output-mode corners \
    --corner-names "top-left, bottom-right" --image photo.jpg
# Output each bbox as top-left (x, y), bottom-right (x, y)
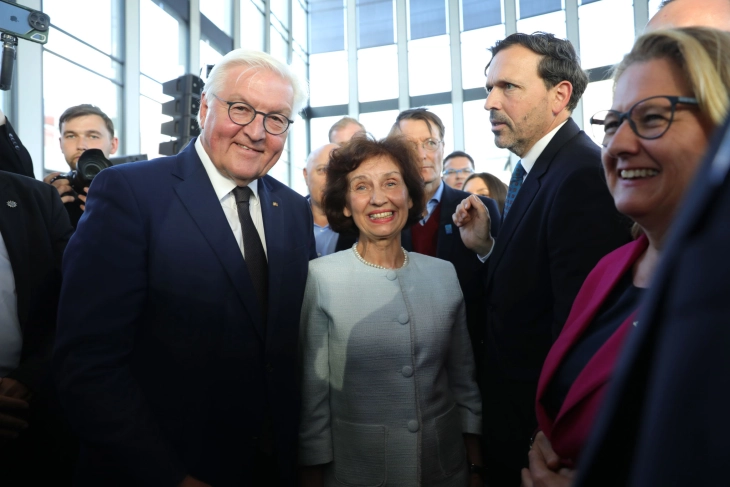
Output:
top-left (299, 136), bottom-right (483, 487)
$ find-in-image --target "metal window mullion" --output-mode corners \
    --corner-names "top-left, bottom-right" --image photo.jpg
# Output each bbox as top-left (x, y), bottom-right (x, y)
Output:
top-left (505, 0), bottom-right (517, 36)
top-left (233, 0), bottom-right (242, 49)
top-left (17, 0), bottom-right (43, 178)
top-left (634, 0), bottom-right (649, 37)
top-left (124, 0), bottom-right (141, 155)
top-left (396, 0), bottom-right (409, 111)
top-left (190, 0), bottom-right (201, 75)
top-left (265, 1), bottom-right (271, 53)
top-left (565, 0), bottom-right (582, 129)
top-left (347, 0), bottom-right (358, 117)
top-left (449, 0), bottom-right (464, 149)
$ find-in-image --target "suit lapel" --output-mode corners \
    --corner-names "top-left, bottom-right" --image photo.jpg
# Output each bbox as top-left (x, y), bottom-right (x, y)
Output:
top-left (171, 143), bottom-right (265, 342)
top-left (0, 177), bottom-right (30, 328)
top-left (258, 177), bottom-right (283, 344)
top-left (487, 119), bottom-right (582, 284)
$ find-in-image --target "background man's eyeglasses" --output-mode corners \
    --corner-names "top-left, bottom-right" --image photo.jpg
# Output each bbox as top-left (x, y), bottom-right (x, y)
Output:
top-left (443, 168), bottom-right (475, 176)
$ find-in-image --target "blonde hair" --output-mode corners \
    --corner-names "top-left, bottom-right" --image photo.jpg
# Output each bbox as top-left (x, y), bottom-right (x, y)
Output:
top-left (198, 49), bottom-right (309, 126)
top-left (614, 26), bottom-right (730, 125)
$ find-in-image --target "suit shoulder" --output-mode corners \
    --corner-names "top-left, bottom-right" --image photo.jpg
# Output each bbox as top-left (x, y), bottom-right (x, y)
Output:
top-left (309, 248), bottom-right (354, 273)
top-left (0, 170), bottom-right (55, 197)
top-left (408, 252), bottom-right (458, 277)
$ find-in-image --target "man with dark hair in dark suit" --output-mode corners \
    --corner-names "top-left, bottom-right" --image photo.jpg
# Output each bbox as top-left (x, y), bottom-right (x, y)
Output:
top-left (54, 49), bottom-right (315, 487)
top-left (0, 170), bottom-right (74, 485)
top-left (390, 107), bottom-right (502, 388)
top-left (453, 32), bottom-right (631, 486)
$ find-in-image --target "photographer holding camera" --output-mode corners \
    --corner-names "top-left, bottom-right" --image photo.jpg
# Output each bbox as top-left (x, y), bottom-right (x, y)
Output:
top-left (43, 104), bottom-right (118, 227)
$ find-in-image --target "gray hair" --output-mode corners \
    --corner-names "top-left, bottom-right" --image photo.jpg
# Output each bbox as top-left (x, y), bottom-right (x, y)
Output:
top-left (198, 49), bottom-right (309, 126)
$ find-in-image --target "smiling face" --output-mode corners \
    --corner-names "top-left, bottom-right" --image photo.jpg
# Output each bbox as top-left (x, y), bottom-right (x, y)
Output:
top-left (59, 114), bottom-right (118, 169)
top-left (397, 118), bottom-right (444, 198)
top-left (344, 155), bottom-right (413, 245)
top-left (603, 58), bottom-right (714, 235)
top-left (198, 66), bottom-right (294, 186)
top-left (485, 45), bottom-right (564, 157)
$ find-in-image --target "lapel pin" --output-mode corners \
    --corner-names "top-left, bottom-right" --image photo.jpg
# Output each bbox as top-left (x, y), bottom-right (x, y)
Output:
top-left (272, 202), bottom-right (279, 207)
top-left (445, 224), bottom-right (453, 235)
top-left (6, 200), bottom-right (17, 208)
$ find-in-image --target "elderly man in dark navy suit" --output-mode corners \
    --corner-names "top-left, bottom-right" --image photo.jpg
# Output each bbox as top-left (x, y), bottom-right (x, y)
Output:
top-left (54, 50), bottom-right (315, 487)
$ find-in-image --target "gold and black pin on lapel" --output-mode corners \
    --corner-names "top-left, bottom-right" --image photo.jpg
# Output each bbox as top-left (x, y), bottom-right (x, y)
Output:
top-left (6, 200), bottom-right (17, 208)
top-left (272, 202), bottom-right (279, 207)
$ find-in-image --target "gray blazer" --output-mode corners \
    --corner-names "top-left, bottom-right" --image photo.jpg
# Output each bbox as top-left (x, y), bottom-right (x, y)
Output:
top-left (299, 249), bottom-right (482, 487)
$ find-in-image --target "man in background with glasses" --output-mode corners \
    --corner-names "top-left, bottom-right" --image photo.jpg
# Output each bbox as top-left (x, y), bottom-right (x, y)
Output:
top-left (390, 107), bottom-right (502, 388)
top-left (452, 32), bottom-right (630, 486)
top-left (54, 50), bottom-right (315, 487)
top-left (442, 150), bottom-right (476, 191)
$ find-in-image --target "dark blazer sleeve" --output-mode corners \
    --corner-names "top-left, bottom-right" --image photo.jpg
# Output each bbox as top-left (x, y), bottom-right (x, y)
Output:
top-left (546, 163), bottom-right (630, 337)
top-left (53, 167), bottom-right (187, 486)
top-left (0, 120), bottom-right (35, 178)
top-left (479, 195), bottom-right (501, 239)
top-left (6, 180), bottom-right (72, 391)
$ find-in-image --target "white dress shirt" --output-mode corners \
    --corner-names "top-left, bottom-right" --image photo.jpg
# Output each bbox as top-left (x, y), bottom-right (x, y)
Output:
top-left (0, 230), bottom-right (22, 377)
top-left (195, 138), bottom-right (268, 259)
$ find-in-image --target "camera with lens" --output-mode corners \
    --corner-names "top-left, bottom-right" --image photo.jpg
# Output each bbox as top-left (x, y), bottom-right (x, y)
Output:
top-left (50, 149), bottom-right (146, 197)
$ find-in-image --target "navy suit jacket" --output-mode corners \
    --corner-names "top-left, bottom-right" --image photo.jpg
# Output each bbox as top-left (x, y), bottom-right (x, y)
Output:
top-left (576, 116), bottom-right (730, 487)
top-left (480, 118), bottom-right (631, 484)
top-left (402, 183), bottom-right (501, 378)
top-left (54, 141), bottom-right (315, 487)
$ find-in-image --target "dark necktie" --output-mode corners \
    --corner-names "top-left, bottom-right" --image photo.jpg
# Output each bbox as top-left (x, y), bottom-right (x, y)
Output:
top-left (233, 186), bottom-right (268, 327)
top-left (503, 160), bottom-right (526, 220)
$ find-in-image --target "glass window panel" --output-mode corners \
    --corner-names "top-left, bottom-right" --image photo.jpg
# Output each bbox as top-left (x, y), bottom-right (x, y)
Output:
top-left (579, 0), bottom-right (634, 70)
top-left (140, 74), bottom-right (173, 104)
top-left (649, 0), bottom-right (663, 18)
top-left (271, 0), bottom-right (290, 30)
top-left (461, 24), bottom-right (505, 89)
top-left (408, 35), bottom-right (451, 96)
top-left (462, 0), bottom-right (502, 31)
top-left (519, 0), bottom-right (562, 19)
top-left (200, 0), bottom-right (233, 35)
top-left (292, 0), bottom-right (308, 47)
top-left (140, 94), bottom-right (174, 160)
top-left (45, 27), bottom-right (122, 83)
top-left (200, 39), bottom-right (224, 79)
top-left (310, 115), bottom-right (342, 147)
top-left (424, 104), bottom-right (454, 156)
top-left (42, 0), bottom-right (121, 57)
top-left (516, 10), bottom-right (566, 39)
top-left (359, 110), bottom-right (399, 139)
top-left (463, 99), bottom-right (510, 181)
top-left (409, 0), bottom-right (446, 40)
top-left (290, 118), bottom-right (309, 196)
top-left (310, 0), bottom-right (345, 54)
top-left (357, 0), bottom-right (395, 49)
top-left (581, 79), bottom-right (613, 147)
top-left (241, 1), bottom-right (265, 51)
top-left (309, 51), bottom-right (349, 106)
top-left (358, 45), bottom-right (399, 102)
top-left (140, 0), bottom-right (186, 83)
top-left (270, 27), bottom-right (289, 64)
top-left (43, 52), bottom-right (121, 172)
top-left (267, 144), bottom-right (290, 185)
top-left (581, 0), bottom-right (600, 4)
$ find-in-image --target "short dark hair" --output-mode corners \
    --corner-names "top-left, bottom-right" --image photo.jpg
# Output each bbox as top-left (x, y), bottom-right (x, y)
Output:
top-left (328, 116), bottom-right (365, 143)
top-left (488, 32), bottom-right (588, 112)
top-left (390, 108), bottom-right (445, 140)
top-left (59, 104), bottom-right (115, 138)
top-left (443, 150), bottom-right (474, 169)
top-left (463, 172), bottom-right (508, 214)
top-left (323, 135), bottom-right (425, 235)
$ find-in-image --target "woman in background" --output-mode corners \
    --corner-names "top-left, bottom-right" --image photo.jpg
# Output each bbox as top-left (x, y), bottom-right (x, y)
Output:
top-left (463, 172), bottom-right (508, 214)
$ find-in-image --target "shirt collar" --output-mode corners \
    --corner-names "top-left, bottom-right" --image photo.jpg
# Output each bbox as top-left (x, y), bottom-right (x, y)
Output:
top-left (519, 120), bottom-right (568, 175)
top-left (195, 137), bottom-right (259, 202)
top-left (430, 180), bottom-right (445, 204)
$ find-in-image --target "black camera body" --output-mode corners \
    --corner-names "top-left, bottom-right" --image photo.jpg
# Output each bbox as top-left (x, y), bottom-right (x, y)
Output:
top-left (51, 149), bottom-right (146, 196)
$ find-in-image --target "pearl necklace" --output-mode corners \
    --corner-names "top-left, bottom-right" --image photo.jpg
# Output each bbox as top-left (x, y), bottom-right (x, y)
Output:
top-left (352, 243), bottom-right (409, 270)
